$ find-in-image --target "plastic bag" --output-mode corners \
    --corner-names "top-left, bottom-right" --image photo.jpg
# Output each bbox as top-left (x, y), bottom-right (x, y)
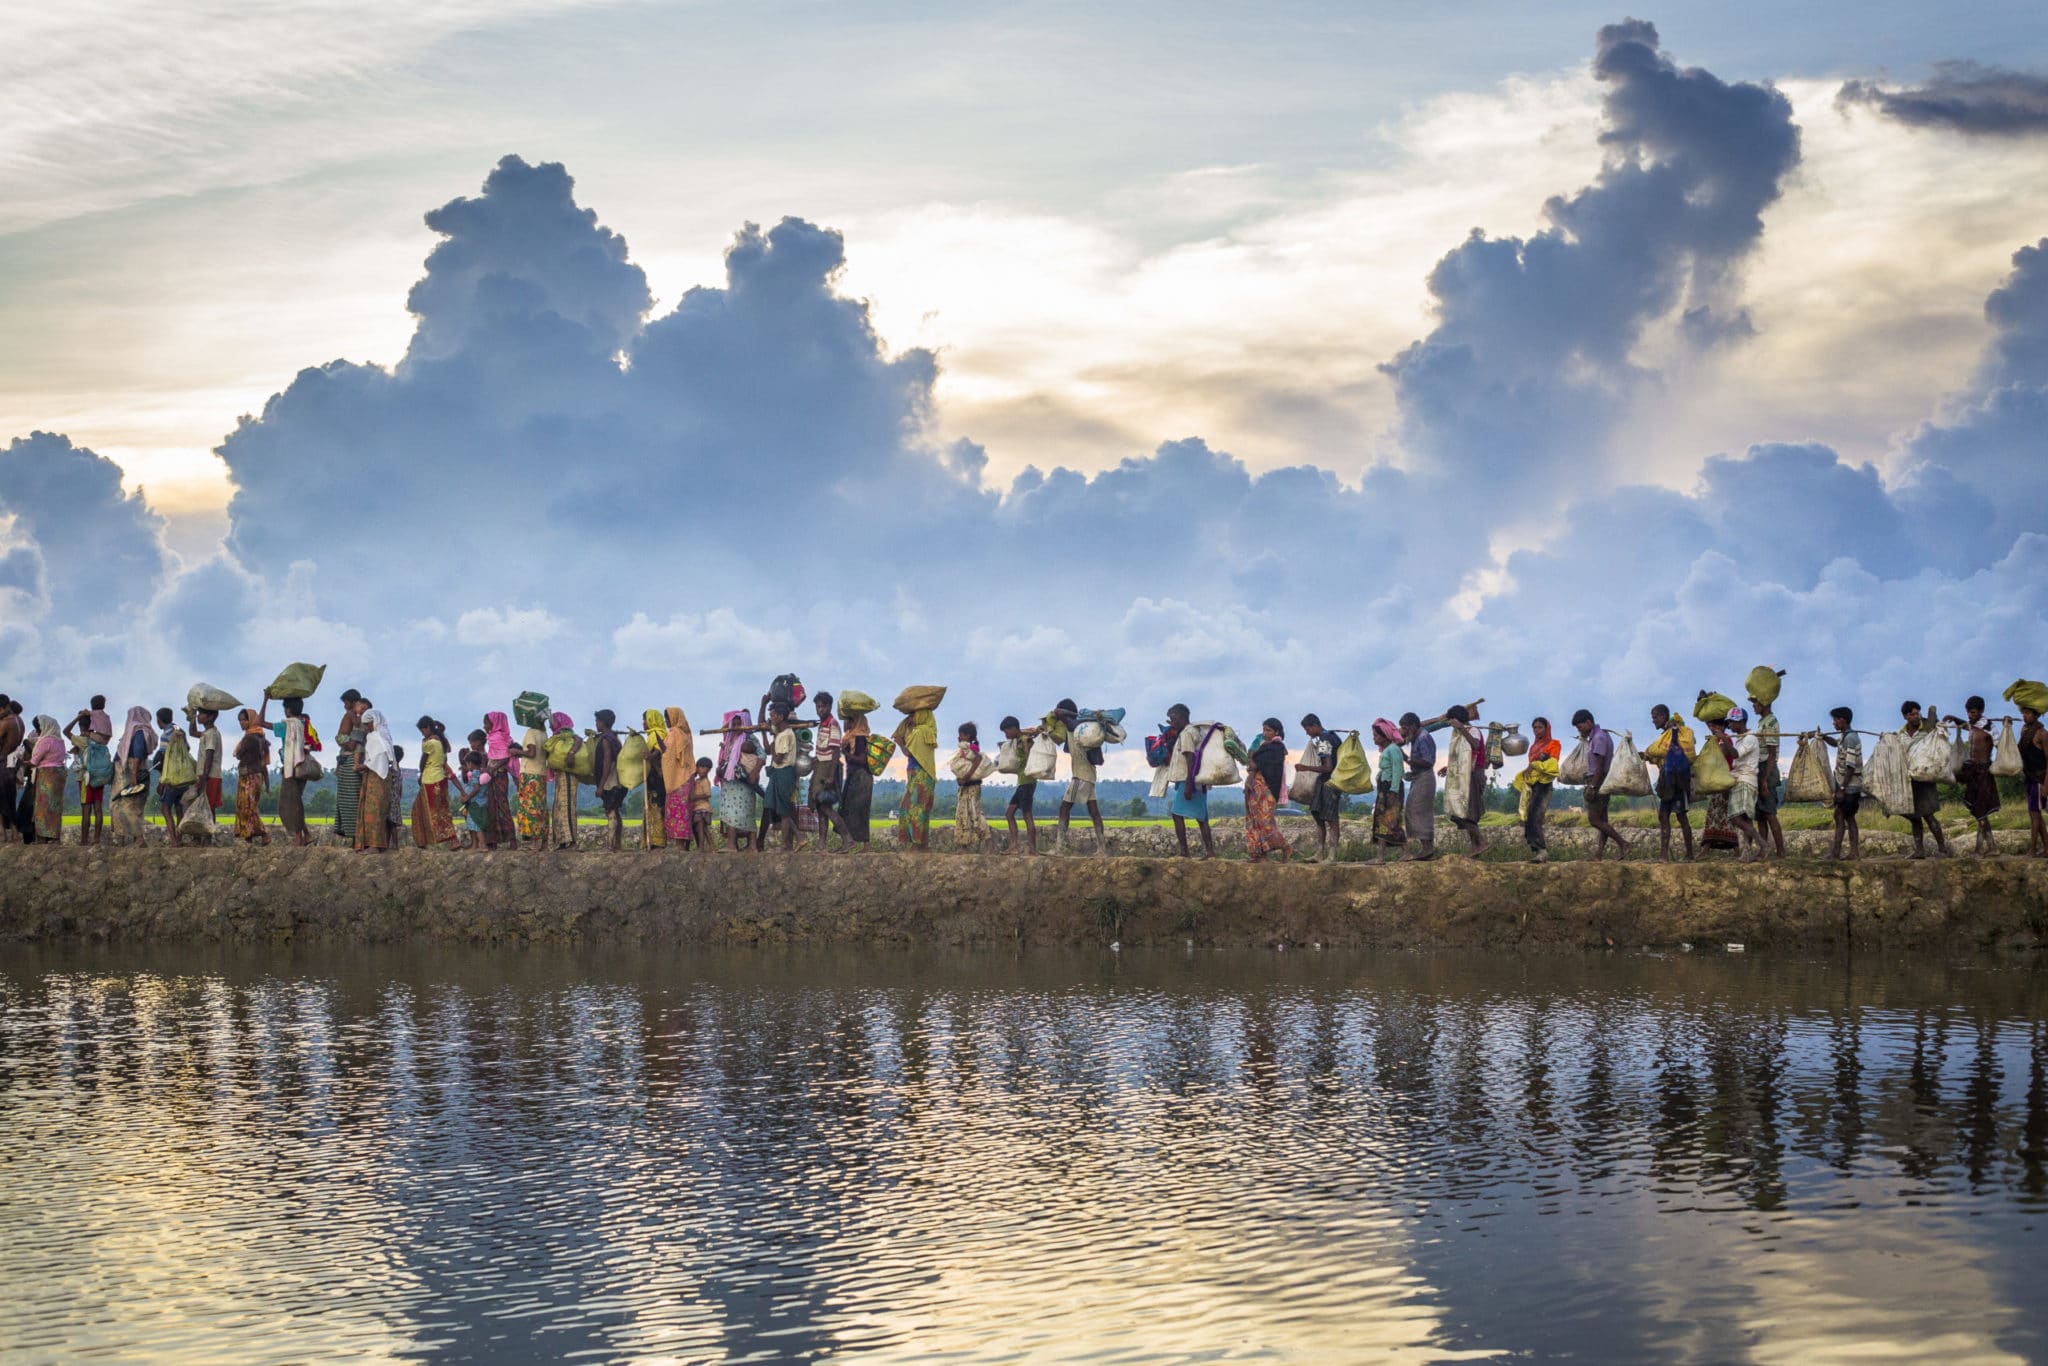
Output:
top-left (864, 736), bottom-right (896, 776)
top-left (893, 684), bottom-right (947, 714)
top-left (1288, 765), bottom-right (1321, 804)
top-left (1866, 732), bottom-right (1911, 816)
top-left (2004, 679), bottom-right (2048, 715)
top-left (1993, 720), bottom-right (2024, 778)
top-left (1693, 692), bottom-right (1736, 724)
top-left (1331, 734), bottom-right (1374, 794)
top-left (1024, 733), bottom-right (1059, 781)
top-left (1558, 738), bottom-right (1590, 786)
top-left (1598, 731), bottom-right (1652, 798)
top-left (1073, 720), bottom-right (1105, 750)
top-left (995, 737), bottom-right (1025, 775)
top-left (835, 690), bottom-right (878, 718)
top-left (1689, 736), bottom-right (1735, 796)
top-left (265, 662), bottom-right (326, 700)
top-left (1193, 724), bottom-right (1240, 787)
top-left (1101, 721), bottom-right (1127, 746)
top-left (1907, 727), bottom-right (1951, 782)
top-left (617, 733), bottom-right (649, 789)
top-left (187, 682), bottom-right (241, 713)
top-left (1784, 734), bottom-right (1833, 802)
top-left (1744, 667), bottom-right (1784, 706)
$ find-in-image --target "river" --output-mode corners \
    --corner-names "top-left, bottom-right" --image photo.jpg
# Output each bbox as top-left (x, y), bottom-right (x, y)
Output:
top-left (1, 945), bottom-right (2042, 1363)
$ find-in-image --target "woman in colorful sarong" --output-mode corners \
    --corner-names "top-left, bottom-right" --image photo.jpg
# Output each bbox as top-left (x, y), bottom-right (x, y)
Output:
top-left (714, 709), bottom-right (762, 850)
top-left (950, 721), bottom-right (991, 851)
top-left (410, 717), bottom-right (457, 849)
top-left (231, 710), bottom-right (271, 844)
top-left (481, 712), bottom-right (519, 850)
top-left (29, 716), bottom-right (66, 843)
top-left (659, 707), bottom-right (695, 848)
top-left (514, 713), bottom-right (549, 846)
top-left (1370, 718), bottom-right (1406, 860)
top-left (354, 711), bottom-right (395, 852)
top-left (111, 705), bottom-right (157, 844)
top-left (546, 712), bottom-right (581, 850)
top-left (333, 689), bottom-right (367, 843)
top-left (1243, 718), bottom-right (1293, 862)
top-left (893, 706), bottom-right (938, 849)
top-left (640, 708), bottom-right (669, 849)
top-left (838, 701), bottom-right (874, 848)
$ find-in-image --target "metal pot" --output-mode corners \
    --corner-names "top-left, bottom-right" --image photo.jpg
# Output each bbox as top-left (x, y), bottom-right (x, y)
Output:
top-left (1499, 732), bottom-right (1530, 757)
top-left (795, 752), bottom-right (815, 777)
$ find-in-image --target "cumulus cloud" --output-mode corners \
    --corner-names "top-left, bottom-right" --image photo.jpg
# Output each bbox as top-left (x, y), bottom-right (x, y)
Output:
top-left (1838, 64), bottom-right (2048, 137)
top-left (2, 26), bottom-right (2044, 750)
top-left (0, 431), bottom-right (167, 620)
top-left (1382, 19), bottom-right (1799, 501)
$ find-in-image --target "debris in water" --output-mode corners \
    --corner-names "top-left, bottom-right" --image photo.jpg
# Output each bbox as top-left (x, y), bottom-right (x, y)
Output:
top-left (1725, 943), bottom-right (1745, 953)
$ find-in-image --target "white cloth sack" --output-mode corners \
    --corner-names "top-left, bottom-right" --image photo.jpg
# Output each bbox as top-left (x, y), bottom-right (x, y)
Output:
top-left (1907, 728), bottom-right (1952, 782)
top-left (1072, 720), bottom-right (1105, 749)
top-left (1287, 763), bottom-right (1321, 804)
top-left (1024, 733), bottom-right (1060, 781)
top-left (1558, 738), bottom-right (1590, 786)
top-left (1866, 731), bottom-right (1912, 817)
top-left (1192, 723), bottom-right (1240, 787)
top-left (994, 737), bottom-right (1025, 775)
top-left (1992, 720), bottom-right (2024, 778)
top-left (1444, 730), bottom-right (1478, 822)
top-left (1598, 730), bottom-right (1653, 798)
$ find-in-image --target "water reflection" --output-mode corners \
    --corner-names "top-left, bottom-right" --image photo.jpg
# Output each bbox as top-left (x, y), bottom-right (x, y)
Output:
top-left (0, 947), bottom-right (2042, 1364)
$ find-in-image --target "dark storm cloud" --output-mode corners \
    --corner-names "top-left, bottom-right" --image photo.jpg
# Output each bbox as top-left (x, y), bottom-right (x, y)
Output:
top-left (1839, 63), bottom-right (2048, 137)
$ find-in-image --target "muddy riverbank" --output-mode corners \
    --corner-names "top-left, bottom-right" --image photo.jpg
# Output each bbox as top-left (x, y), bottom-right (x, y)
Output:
top-left (2, 846), bottom-right (2043, 953)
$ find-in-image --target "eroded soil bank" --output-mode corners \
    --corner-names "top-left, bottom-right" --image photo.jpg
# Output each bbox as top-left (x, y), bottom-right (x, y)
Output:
top-left (3, 846), bottom-right (2044, 953)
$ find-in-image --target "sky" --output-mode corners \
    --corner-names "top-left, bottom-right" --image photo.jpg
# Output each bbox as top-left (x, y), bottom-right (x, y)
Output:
top-left (3, 2), bottom-right (2046, 771)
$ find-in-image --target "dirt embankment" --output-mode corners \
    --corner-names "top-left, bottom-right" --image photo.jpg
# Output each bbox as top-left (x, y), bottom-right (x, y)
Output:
top-left (2, 846), bottom-right (2044, 953)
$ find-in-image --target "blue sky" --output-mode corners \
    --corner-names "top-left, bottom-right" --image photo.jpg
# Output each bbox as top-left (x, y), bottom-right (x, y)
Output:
top-left (3, 3), bottom-right (2046, 766)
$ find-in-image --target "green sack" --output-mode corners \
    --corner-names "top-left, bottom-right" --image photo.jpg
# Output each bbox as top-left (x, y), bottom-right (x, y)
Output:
top-left (1690, 734), bottom-right (1735, 795)
top-left (837, 689), bottom-right (878, 718)
top-left (1693, 692), bottom-right (1736, 724)
top-left (159, 729), bottom-right (197, 787)
top-left (864, 735), bottom-right (897, 776)
top-left (2004, 679), bottom-right (2048, 715)
top-left (617, 733), bottom-right (649, 789)
top-left (266, 662), bottom-right (326, 700)
top-left (1330, 733), bottom-right (1374, 794)
top-left (572, 732), bottom-right (598, 782)
top-left (512, 691), bottom-right (551, 730)
top-left (1744, 666), bottom-right (1784, 706)
top-left (543, 732), bottom-right (576, 774)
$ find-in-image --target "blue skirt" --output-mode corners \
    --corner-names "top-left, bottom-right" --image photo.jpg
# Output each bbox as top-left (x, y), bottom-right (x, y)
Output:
top-left (1170, 784), bottom-right (1210, 821)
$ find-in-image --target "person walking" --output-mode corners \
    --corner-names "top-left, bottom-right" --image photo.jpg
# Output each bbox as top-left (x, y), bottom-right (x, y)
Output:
top-left (481, 711), bottom-right (519, 850)
top-left (1899, 701), bottom-right (1953, 859)
top-left (232, 709), bottom-right (272, 844)
top-left (1400, 713), bottom-right (1436, 860)
top-left (1958, 696), bottom-right (2001, 856)
top-left (1370, 718), bottom-right (1406, 861)
top-left (260, 694), bottom-right (314, 846)
top-left (155, 707), bottom-right (195, 841)
top-left (1001, 716), bottom-right (1040, 855)
top-left (659, 706), bottom-right (697, 849)
top-left (1643, 704), bottom-right (1696, 862)
top-left (354, 710), bottom-right (395, 853)
top-left (110, 705), bottom-right (157, 844)
top-left (0, 697), bottom-right (22, 844)
top-left (28, 716), bottom-right (66, 844)
top-left (893, 703), bottom-right (939, 850)
top-left (951, 722), bottom-right (992, 852)
top-left (2021, 702), bottom-right (2047, 859)
top-left (1717, 708), bottom-right (1765, 861)
top-left (1515, 716), bottom-right (1560, 862)
top-left (1243, 718), bottom-right (1294, 862)
top-left (1299, 714), bottom-right (1342, 862)
top-left (1441, 703), bottom-right (1488, 858)
top-left (1820, 705), bottom-right (1863, 861)
top-left (333, 689), bottom-right (368, 844)
top-left (547, 712), bottom-right (582, 851)
top-left (1572, 709), bottom-right (1630, 861)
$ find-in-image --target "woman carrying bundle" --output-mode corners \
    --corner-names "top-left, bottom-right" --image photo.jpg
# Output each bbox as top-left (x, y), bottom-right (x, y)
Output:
top-left (29, 716), bottom-right (66, 844)
top-left (354, 711), bottom-right (396, 852)
top-left (547, 712), bottom-right (581, 850)
top-left (893, 704), bottom-right (938, 850)
top-left (481, 712), bottom-right (519, 850)
top-left (1243, 718), bottom-right (1293, 862)
top-left (110, 705), bottom-right (157, 844)
top-left (1370, 718), bottom-right (1406, 861)
top-left (641, 709), bottom-right (668, 850)
top-left (659, 707), bottom-right (696, 848)
top-left (233, 709), bottom-right (271, 845)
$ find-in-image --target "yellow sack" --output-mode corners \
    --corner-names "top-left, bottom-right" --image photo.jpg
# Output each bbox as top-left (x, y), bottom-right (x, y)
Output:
top-left (617, 733), bottom-right (649, 789)
top-left (1744, 666), bottom-right (1784, 706)
top-left (893, 684), bottom-right (947, 714)
top-left (1330, 733), bottom-right (1374, 794)
top-left (571, 731), bottom-right (598, 782)
top-left (543, 732), bottom-right (576, 773)
top-left (1690, 735), bottom-right (1735, 796)
top-left (1693, 692), bottom-right (1736, 724)
top-left (2004, 679), bottom-right (2048, 715)
top-left (1784, 733), bottom-right (1832, 802)
top-left (837, 689), bottom-right (879, 718)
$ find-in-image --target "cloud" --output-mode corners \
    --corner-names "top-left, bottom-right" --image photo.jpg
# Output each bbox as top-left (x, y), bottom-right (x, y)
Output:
top-left (0, 431), bottom-right (167, 620)
top-left (1381, 19), bottom-right (1800, 500)
top-left (1838, 64), bottom-right (2048, 137)
top-left (610, 610), bottom-right (800, 675)
top-left (456, 606), bottom-right (566, 647)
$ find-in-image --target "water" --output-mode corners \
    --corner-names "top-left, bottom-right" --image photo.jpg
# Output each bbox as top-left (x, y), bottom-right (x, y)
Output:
top-left (1, 947), bottom-right (2042, 1364)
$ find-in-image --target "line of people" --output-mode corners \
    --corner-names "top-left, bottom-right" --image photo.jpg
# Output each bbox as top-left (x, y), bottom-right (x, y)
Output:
top-left (1, 677), bottom-right (2042, 861)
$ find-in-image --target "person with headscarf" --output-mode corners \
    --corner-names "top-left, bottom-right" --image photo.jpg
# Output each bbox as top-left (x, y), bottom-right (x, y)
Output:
top-left (333, 688), bottom-right (368, 843)
top-left (546, 711), bottom-right (582, 850)
top-left (230, 709), bottom-right (272, 844)
top-left (354, 710), bottom-right (395, 852)
top-left (110, 705), bottom-right (158, 844)
top-left (513, 709), bottom-right (550, 847)
top-left (640, 708), bottom-right (669, 850)
top-left (481, 712), bottom-right (518, 850)
top-left (1243, 717), bottom-right (1294, 863)
top-left (0, 696), bottom-right (21, 844)
top-left (29, 716), bottom-right (66, 844)
top-left (411, 715), bottom-right (457, 849)
top-left (892, 704), bottom-right (938, 850)
top-left (710, 709), bottom-right (762, 850)
top-left (1370, 718), bottom-right (1406, 861)
top-left (837, 697), bottom-right (875, 849)
top-left (659, 707), bottom-right (696, 848)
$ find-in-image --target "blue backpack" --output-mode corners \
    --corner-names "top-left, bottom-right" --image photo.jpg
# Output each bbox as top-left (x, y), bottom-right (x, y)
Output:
top-left (1662, 729), bottom-right (1693, 780)
top-left (85, 739), bottom-right (114, 787)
